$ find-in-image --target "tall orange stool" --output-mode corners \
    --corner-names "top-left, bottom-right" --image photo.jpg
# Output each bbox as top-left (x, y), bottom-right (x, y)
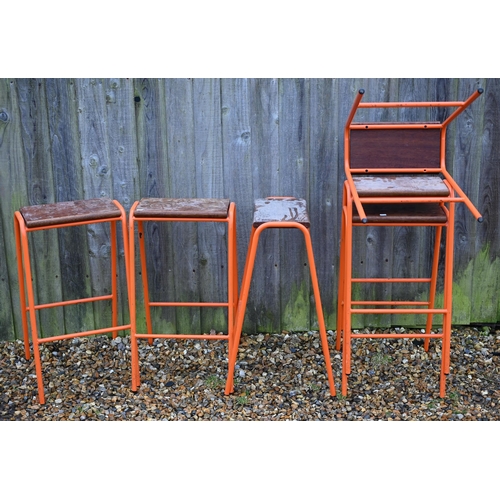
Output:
top-left (14, 198), bottom-right (131, 404)
top-left (128, 198), bottom-right (238, 391)
top-left (337, 88), bottom-right (484, 397)
top-left (225, 197), bottom-right (336, 396)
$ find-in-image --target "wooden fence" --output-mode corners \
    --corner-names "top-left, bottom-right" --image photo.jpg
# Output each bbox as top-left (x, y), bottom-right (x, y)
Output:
top-left (0, 78), bottom-right (498, 341)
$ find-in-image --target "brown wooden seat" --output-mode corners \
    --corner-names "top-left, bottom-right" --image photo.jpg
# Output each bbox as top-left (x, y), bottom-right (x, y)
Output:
top-left (352, 202), bottom-right (448, 224)
top-left (337, 88), bottom-right (484, 398)
top-left (352, 174), bottom-right (450, 198)
top-left (20, 198), bottom-right (122, 228)
top-left (133, 197), bottom-right (230, 219)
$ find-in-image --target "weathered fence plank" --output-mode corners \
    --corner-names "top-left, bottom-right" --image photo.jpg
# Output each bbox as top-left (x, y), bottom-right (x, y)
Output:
top-left (17, 79), bottom-right (64, 338)
top-left (308, 79), bottom-right (351, 328)
top-left (0, 79), bottom-right (27, 340)
top-left (245, 78), bottom-right (281, 333)
top-left (132, 78), bottom-right (175, 333)
top-left (76, 78), bottom-right (117, 331)
top-left (45, 78), bottom-right (93, 335)
top-left (221, 78), bottom-right (256, 332)
top-left (0, 78), bottom-right (498, 342)
top-left (472, 78), bottom-right (500, 323)
top-left (103, 78), bottom-right (139, 325)
top-left (192, 78), bottom-right (227, 333)
top-left (276, 79), bottom-right (311, 332)
top-left (165, 78), bottom-right (200, 334)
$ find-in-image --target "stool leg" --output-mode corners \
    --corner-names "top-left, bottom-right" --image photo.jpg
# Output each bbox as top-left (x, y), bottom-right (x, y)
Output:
top-left (336, 199), bottom-right (348, 352)
top-left (14, 213), bottom-right (31, 360)
top-left (341, 292), bottom-right (353, 397)
top-left (342, 200), bottom-right (354, 396)
top-left (225, 226), bottom-right (259, 395)
top-left (17, 220), bottom-right (46, 404)
top-left (301, 226), bottom-right (336, 396)
top-left (442, 202), bottom-right (456, 391)
top-left (137, 220), bottom-right (154, 346)
top-left (118, 203), bottom-right (132, 332)
top-left (424, 225), bottom-right (442, 352)
top-left (227, 204), bottom-right (238, 369)
top-left (129, 210), bottom-right (141, 391)
top-left (110, 220), bottom-right (119, 340)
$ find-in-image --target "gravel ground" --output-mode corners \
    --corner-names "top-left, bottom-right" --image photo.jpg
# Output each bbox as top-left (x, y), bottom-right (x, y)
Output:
top-left (1, 326), bottom-right (499, 421)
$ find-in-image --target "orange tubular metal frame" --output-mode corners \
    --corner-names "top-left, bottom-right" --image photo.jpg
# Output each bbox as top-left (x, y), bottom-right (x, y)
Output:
top-left (337, 88), bottom-right (484, 398)
top-left (128, 201), bottom-right (238, 392)
top-left (14, 200), bottom-right (131, 405)
top-left (224, 206), bottom-right (336, 397)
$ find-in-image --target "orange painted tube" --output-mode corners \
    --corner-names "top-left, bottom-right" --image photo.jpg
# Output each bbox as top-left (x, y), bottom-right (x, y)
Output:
top-left (358, 101), bottom-right (465, 109)
top-left (224, 220), bottom-right (336, 397)
top-left (350, 332), bottom-right (443, 339)
top-left (14, 212), bottom-right (31, 360)
top-left (441, 88), bottom-right (484, 128)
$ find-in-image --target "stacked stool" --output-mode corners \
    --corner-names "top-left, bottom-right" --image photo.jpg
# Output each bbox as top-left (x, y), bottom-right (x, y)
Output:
top-left (224, 197), bottom-right (336, 396)
top-left (14, 198), bottom-right (131, 404)
top-left (128, 198), bottom-right (238, 391)
top-left (337, 88), bottom-right (484, 397)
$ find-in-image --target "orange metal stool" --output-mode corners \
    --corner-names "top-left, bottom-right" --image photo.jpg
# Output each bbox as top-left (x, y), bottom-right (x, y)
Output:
top-left (337, 88), bottom-right (484, 397)
top-left (225, 197), bottom-right (336, 396)
top-left (14, 198), bottom-right (131, 404)
top-left (128, 198), bottom-right (238, 391)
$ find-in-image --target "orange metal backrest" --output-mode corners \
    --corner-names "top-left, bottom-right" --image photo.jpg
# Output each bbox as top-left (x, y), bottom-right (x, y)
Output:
top-left (349, 127), bottom-right (441, 172)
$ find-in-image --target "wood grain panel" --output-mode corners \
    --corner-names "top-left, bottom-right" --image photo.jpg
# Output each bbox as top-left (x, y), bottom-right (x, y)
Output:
top-left (17, 79), bottom-right (64, 338)
top-left (0, 78), bottom-right (497, 341)
top-left (193, 78), bottom-right (228, 333)
top-left (221, 79), bottom-right (255, 332)
top-left (165, 78), bottom-right (200, 334)
top-left (133, 78), bottom-right (175, 333)
top-left (246, 78), bottom-right (281, 333)
top-left (75, 78), bottom-right (114, 329)
top-left (45, 78), bottom-right (94, 334)
top-left (278, 78), bottom-right (311, 332)
top-left (0, 79), bottom-right (28, 340)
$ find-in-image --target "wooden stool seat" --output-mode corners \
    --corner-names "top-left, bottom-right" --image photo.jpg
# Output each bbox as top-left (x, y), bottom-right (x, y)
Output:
top-left (20, 198), bottom-right (122, 228)
top-left (133, 198), bottom-right (230, 219)
top-left (353, 202), bottom-right (448, 224)
top-left (252, 197), bottom-right (310, 227)
top-left (352, 174), bottom-right (450, 198)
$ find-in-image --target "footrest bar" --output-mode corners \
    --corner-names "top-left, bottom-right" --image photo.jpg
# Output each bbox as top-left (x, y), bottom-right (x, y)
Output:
top-left (31, 295), bottom-right (114, 310)
top-left (135, 333), bottom-right (229, 340)
top-left (37, 324), bottom-right (132, 343)
top-left (149, 301), bottom-right (229, 307)
top-left (350, 308), bottom-right (447, 314)
top-left (351, 332), bottom-right (444, 339)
